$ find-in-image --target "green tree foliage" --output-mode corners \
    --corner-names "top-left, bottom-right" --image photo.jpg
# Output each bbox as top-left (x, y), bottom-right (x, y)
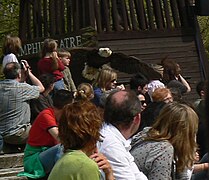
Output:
top-left (198, 16), bottom-right (209, 58)
top-left (0, 0), bottom-right (19, 55)
top-left (0, 0), bottom-right (19, 78)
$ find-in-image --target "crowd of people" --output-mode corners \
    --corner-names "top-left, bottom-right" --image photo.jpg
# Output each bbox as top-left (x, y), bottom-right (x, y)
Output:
top-left (0, 35), bottom-right (208, 180)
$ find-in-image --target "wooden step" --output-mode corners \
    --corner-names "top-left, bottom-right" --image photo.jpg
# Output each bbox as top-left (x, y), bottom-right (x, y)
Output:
top-left (0, 176), bottom-right (27, 180)
top-left (0, 153), bottom-right (24, 169)
top-left (0, 153), bottom-right (49, 179)
top-left (0, 167), bottom-right (27, 179)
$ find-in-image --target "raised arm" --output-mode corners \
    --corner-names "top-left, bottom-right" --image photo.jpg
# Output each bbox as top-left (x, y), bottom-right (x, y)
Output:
top-left (178, 74), bottom-right (191, 93)
top-left (28, 70), bottom-right (45, 92)
top-left (21, 60), bottom-right (45, 92)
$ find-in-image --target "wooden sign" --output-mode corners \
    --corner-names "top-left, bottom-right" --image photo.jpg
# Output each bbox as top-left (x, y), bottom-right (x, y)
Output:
top-left (18, 27), bottom-right (97, 59)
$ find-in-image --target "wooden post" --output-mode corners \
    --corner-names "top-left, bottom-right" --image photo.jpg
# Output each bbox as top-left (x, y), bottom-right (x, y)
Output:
top-left (163, 0), bottom-right (172, 29)
top-left (66, 0), bottom-right (72, 32)
top-left (135, 0), bottom-right (147, 30)
top-left (170, 0), bottom-right (181, 28)
top-left (152, 0), bottom-right (164, 29)
top-left (129, 0), bottom-right (137, 30)
top-left (94, 0), bottom-right (102, 32)
top-left (146, 0), bottom-right (155, 30)
top-left (19, 0), bottom-right (27, 40)
top-left (120, 0), bottom-right (129, 31)
top-left (49, 0), bottom-right (56, 35)
top-left (112, 0), bottom-right (120, 31)
top-left (177, 0), bottom-right (189, 27)
top-left (43, 0), bottom-right (49, 36)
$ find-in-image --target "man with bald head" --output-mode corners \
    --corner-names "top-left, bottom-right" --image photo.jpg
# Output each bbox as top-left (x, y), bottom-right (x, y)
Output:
top-left (98, 90), bottom-right (147, 180)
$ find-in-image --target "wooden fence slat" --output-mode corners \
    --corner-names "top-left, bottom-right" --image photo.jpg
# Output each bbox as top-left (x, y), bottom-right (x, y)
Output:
top-left (55, 0), bottom-right (65, 34)
top-left (49, 0), bottom-right (56, 35)
top-left (134, 0), bottom-right (147, 30)
top-left (38, 0), bottom-right (43, 37)
top-left (101, 0), bottom-right (111, 32)
top-left (60, 0), bottom-right (65, 34)
top-left (43, 0), bottom-right (48, 36)
top-left (170, 0), bottom-right (181, 28)
top-left (80, 0), bottom-right (86, 28)
top-left (120, 0), bottom-right (129, 31)
top-left (177, 0), bottom-right (189, 27)
top-left (128, 0), bottom-right (137, 30)
top-left (112, 0), bottom-right (121, 31)
top-left (19, 0), bottom-right (27, 40)
top-left (66, 0), bottom-right (72, 32)
top-left (19, 0), bottom-right (194, 39)
top-left (55, 0), bottom-right (60, 34)
top-left (146, 0), bottom-right (155, 30)
top-left (163, 0), bottom-right (172, 29)
top-left (94, 0), bottom-right (102, 32)
top-left (87, 0), bottom-right (96, 28)
top-left (32, 0), bottom-right (38, 38)
top-left (26, 1), bottom-right (32, 39)
top-left (83, 0), bottom-right (94, 28)
top-left (152, 0), bottom-right (164, 29)
top-left (32, 0), bottom-right (43, 38)
top-left (72, 1), bottom-right (79, 31)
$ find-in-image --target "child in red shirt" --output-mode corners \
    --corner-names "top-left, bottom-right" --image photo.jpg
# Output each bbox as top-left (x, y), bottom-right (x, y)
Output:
top-left (38, 39), bottom-right (65, 92)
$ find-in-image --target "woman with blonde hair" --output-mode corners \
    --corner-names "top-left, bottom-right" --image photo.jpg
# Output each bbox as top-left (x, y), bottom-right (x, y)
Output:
top-left (38, 39), bottom-right (65, 92)
top-left (93, 65), bottom-right (124, 107)
top-left (48, 100), bottom-right (114, 180)
top-left (131, 102), bottom-right (198, 179)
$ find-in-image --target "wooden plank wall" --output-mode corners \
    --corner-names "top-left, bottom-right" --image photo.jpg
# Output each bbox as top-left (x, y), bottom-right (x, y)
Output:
top-left (19, 0), bottom-right (93, 41)
top-left (18, 0), bottom-right (209, 103)
top-left (19, 0), bottom-right (192, 40)
top-left (97, 30), bottom-right (203, 103)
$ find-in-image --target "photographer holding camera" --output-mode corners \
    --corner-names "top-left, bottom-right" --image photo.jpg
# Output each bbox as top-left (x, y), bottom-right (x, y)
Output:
top-left (0, 61), bottom-right (44, 150)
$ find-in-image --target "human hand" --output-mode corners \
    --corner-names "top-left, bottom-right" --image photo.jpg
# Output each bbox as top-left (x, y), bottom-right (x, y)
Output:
top-left (116, 84), bottom-right (125, 90)
top-left (20, 60), bottom-right (30, 71)
top-left (50, 51), bottom-right (59, 59)
top-left (90, 152), bottom-right (114, 180)
top-left (20, 60), bottom-right (31, 82)
top-left (90, 152), bottom-right (112, 173)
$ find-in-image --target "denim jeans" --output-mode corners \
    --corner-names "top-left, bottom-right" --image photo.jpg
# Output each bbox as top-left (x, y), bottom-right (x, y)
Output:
top-left (54, 79), bottom-right (65, 91)
top-left (39, 144), bottom-right (63, 173)
top-left (3, 124), bottom-right (31, 145)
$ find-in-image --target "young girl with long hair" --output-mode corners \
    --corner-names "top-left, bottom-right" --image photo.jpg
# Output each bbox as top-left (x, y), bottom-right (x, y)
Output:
top-left (38, 39), bottom-right (65, 91)
top-left (2, 35), bottom-right (22, 68)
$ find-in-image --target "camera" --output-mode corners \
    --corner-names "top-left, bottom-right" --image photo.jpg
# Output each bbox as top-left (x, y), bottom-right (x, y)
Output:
top-left (20, 62), bottom-right (25, 69)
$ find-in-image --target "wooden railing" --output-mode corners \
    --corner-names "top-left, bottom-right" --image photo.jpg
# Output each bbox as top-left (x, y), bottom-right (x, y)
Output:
top-left (19, 0), bottom-right (194, 41)
top-left (93, 0), bottom-right (193, 32)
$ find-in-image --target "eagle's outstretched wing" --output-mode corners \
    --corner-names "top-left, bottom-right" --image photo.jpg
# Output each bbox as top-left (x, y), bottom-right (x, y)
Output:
top-left (69, 47), bottom-right (162, 86)
top-left (109, 52), bottom-right (162, 81)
